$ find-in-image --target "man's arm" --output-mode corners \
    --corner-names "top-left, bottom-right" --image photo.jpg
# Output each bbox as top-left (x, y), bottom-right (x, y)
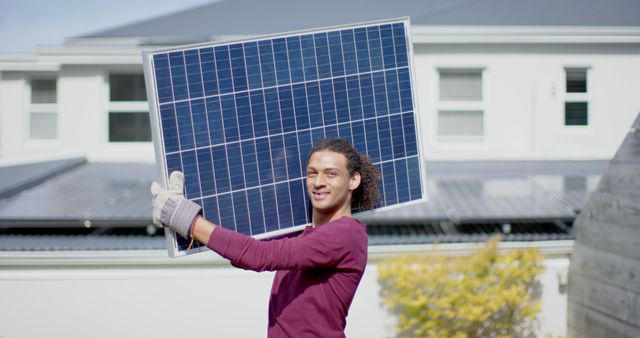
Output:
top-left (190, 215), bottom-right (216, 245)
top-left (191, 217), bottom-right (354, 272)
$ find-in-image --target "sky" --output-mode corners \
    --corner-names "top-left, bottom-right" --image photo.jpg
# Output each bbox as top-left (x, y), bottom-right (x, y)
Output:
top-left (0, 0), bottom-right (216, 53)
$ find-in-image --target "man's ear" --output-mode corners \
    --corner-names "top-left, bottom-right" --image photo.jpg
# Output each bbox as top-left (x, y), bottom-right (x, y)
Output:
top-left (349, 171), bottom-right (362, 191)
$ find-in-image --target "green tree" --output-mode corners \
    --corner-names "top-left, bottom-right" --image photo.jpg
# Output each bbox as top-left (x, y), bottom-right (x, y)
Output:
top-left (377, 236), bottom-right (544, 338)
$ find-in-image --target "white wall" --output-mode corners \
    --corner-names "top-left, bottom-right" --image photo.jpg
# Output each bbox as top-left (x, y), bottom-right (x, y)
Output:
top-left (0, 65), bottom-right (155, 163)
top-left (414, 43), bottom-right (640, 161)
top-left (0, 243), bottom-right (571, 338)
top-left (2, 43), bottom-right (640, 163)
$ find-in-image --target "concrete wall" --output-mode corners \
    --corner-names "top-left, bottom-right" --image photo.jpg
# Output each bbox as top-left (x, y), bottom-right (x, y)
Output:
top-left (568, 115), bottom-right (640, 337)
top-left (0, 242), bottom-right (571, 338)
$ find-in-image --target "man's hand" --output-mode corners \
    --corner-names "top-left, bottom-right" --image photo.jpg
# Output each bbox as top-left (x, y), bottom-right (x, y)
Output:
top-left (150, 171), bottom-right (202, 239)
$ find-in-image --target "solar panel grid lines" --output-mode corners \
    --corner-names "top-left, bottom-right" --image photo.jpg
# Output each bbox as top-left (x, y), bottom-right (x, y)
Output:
top-left (143, 18), bottom-right (426, 256)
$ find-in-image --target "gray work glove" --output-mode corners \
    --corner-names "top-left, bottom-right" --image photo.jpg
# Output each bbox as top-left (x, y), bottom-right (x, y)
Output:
top-left (150, 171), bottom-right (201, 239)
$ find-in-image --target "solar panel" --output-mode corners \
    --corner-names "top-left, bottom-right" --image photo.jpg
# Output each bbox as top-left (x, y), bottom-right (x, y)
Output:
top-left (143, 18), bottom-right (427, 257)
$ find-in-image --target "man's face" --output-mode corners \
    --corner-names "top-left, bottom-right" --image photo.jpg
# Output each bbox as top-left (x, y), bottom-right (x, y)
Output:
top-left (306, 150), bottom-right (361, 217)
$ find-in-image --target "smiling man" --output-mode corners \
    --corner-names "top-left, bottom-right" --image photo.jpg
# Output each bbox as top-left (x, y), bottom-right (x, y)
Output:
top-left (151, 138), bottom-right (380, 338)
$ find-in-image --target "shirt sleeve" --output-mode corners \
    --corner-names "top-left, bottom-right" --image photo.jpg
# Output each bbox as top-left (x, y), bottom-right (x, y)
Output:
top-left (207, 224), bottom-right (353, 272)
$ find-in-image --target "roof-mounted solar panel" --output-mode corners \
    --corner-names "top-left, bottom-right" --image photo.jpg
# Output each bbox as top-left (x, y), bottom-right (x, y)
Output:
top-left (143, 17), bottom-right (427, 257)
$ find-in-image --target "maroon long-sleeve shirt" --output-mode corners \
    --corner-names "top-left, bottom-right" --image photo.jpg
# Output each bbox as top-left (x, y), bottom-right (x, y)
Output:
top-left (207, 216), bottom-right (368, 338)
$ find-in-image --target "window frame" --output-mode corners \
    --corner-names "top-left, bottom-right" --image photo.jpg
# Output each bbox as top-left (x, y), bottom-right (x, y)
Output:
top-left (563, 66), bottom-right (591, 128)
top-left (107, 70), bottom-right (151, 143)
top-left (27, 76), bottom-right (59, 142)
top-left (436, 68), bottom-right (486, 142)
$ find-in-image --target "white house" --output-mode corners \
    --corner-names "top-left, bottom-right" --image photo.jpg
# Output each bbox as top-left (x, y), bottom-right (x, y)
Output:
top-left (1, 0), bottom-right (639, 163)
top-left (1, 1), bottom-right (639, 337)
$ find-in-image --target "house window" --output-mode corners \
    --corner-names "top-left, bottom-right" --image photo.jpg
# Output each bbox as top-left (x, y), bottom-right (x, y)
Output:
top-left (30, 78), bottom-right (58, 140)
top-left (564, 68), bottom-right (589, 126)
top-left (108, 73), bottom-right (150, 142)
top-left (437, 69), bottom-right (484, 140)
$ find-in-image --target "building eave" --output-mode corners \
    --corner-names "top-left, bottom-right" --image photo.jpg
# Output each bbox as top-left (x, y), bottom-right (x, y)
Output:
top-left (411, 25), bottom-right (640, 44)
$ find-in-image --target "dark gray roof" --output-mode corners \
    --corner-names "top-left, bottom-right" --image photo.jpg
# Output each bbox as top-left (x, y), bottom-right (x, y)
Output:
top-left (0, 158), bottom-right (607, 250)
top-left (0, 161), bottom-right (153, 227)
top-left (0, 157), bottom-right (85, 200)
top-left (358, 160), bottom-right (606, 225)
top-left (80, 0), bottom-right (640, 41)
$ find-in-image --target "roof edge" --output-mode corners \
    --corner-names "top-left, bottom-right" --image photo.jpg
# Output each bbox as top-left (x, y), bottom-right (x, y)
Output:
top-left (0, 157), bottom-right (86, 201)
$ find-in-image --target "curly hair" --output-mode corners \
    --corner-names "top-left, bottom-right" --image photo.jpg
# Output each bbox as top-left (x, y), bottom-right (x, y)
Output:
top-left (308, 138), bottom-right (381, 211)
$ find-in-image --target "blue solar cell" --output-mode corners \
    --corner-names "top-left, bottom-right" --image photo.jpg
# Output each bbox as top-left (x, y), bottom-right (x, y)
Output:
top-left (385, 69), bottom-right (401, 113)
top-left (311, 127), bottom-right (325, 145)
top-left (205, 97), bottom-right (224, 144)
top-left (382, 161), bottom-right (397, 206)
top-left (306, 82), bottom-right (323, 128)
top-left (261, 185), bottom-right (279, 232)
top-left (169, 52), bottom-right (188, 101)
top-left (328, 31), bottom-right (345, 77)
top-left (333, 78), bottom-right (349, 123)
top-left (360, 73), bottom-right (375, 119)
top-left (389, 113), bottom-right (403, 155)
top-left (313, 33), bottom-right (331, 79)
top-left (340, 30), bottom-right (358, 75)
top-left (160, 104), bottom-right (179, 153)
top-left (200, 48), bottom-right (219, 97)
top-left (347, 75), bottom-right (363, 120)
top-left (211, 145), bottom-right (230, 193)
top-left (395, 158), bottom-right (410, 203)
top-left (247, 187), bottom-right (265, 232)
top-left (227, 142), bottom-right (244, 190)
top-left (233, 191), bottom-right (250, 234)
top-left (377, 116), bottom-right (393, 162)
top-left (278, 86), bottom-right (295, 132)
top-left (403, 112), bottom-right (418, 156)
top-left (218, 193), bottom-right (234, 229)
top-left (191, 99), bottom-right (209, 147)
top-left (284, 132), bottom-right (301, 179)
top-left (197, 148), bottom-right (215, 196)
top-left (372, 72), bottom-right (388, 116)
top-left (175, 101), bottom-right (194, 149)
top-left (393, 23), bottom-right (408, 68)
top-left (364, 118), bottom-right (380, 162)
top-left (221, 94), bottom-right (239, 142)
top-left (145, 19), bottom-right (424, 255)
top-left (407, 156), bottom-right (422, 200)
top-left (273, 38), bottom-right (290, 86)
top-left (165, 153), bottom-right (182, 175)
top-left (182, 150), bottom-right (200, 198)
top-left (275, 182), bottom-right (293, 227)
top-left (258, 41), bottom-right (277, 87)
top-left (287, 36), bottom-right (304, 83)
top-left (214, 46), bottom-right (233, 94)
top-left (300, 34), bottom-right (318, 81)
top-left (354, 28), bottom-right (371, 73)
top-left (351, 120), bottom-right (366, 154)
top-left (202, 196), bottom-right (219, 224)
top-left (250, 91), bottom-right (268, 138)
top-left (241, 140), bottom-right (259, 187)
top-left (290, 179), bottom-right (308, 225)
top-left (229, 44), bottom-right (248, 92)
top-left (367, 26), bottom-right (383, 72)
top-left (185, 49), bottom-right (204, 99)
top-left (235, 92), bottom-right (253, 139)
top-left (293, 83), bottom-right (310, 129)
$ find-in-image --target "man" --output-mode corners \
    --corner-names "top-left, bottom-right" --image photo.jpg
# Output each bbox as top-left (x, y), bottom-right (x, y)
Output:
top-left (151, 138), bottom-right (380, 338)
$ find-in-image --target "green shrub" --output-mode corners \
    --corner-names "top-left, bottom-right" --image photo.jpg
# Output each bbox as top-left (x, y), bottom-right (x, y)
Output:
top-left (377, 236), bottom-right (544, 338)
